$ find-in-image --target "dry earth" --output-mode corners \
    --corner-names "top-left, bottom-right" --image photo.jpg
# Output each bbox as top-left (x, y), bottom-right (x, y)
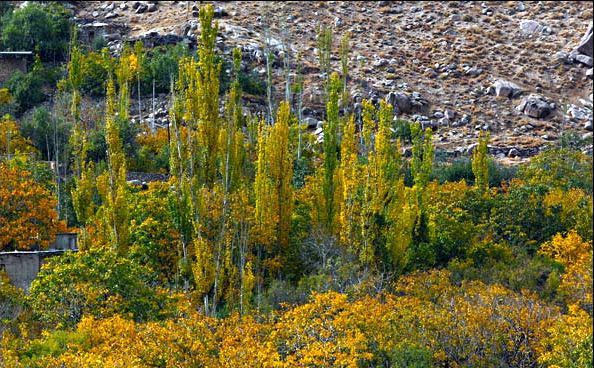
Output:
top-left (64, 1), bottom-right (594, 161)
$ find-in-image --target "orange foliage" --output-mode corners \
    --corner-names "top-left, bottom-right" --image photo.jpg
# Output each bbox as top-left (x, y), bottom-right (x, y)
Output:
top-left (0, 163), bottom-right (64, 250)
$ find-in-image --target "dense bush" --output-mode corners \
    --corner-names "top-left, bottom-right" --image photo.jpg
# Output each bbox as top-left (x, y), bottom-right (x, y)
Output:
top-left (28, 248), bottom-right (173, 328)
top-left (0, 3), bottom-right (71, 61)
top-left (5, 71), bottom-right (46, 114)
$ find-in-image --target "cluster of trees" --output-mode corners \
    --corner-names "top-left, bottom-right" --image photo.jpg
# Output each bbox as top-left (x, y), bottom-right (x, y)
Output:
top-left (0, 4), bottom-right (592, 367)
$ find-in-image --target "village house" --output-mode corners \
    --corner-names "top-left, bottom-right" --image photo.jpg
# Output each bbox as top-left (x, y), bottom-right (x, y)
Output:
top-left (0, 233), bottom-right (77, 291)
top-left (0, 51), bottom-right (33, 85)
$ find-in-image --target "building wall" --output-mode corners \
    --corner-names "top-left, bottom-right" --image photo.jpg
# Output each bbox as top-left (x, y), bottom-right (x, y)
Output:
top-left (0, 250), bottom-right (72, 292)
top-left (0, 58), bottom-right (28, 85)
top-left (0, 252), bottom-right (40, 291)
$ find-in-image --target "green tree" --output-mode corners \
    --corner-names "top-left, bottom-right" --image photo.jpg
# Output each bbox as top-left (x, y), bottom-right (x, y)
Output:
top-left (321, 73), bottom-right (341, 233)
top-left (0, 2), bottom-right (70, 60)
top-left (472, 132), bottom-right (490, 193)
top-left (28, 248), bottom-right (171, 328)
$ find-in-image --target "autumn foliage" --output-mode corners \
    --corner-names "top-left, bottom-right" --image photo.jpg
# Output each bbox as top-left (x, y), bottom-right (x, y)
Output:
top-left (0, 162), bottom-right (64, 250)
top-left (0, 3), bottom-right (592, 368)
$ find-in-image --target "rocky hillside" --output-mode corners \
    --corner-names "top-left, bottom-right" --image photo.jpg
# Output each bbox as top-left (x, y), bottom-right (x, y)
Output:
top-left (72, 1), bottom-right (593, 161)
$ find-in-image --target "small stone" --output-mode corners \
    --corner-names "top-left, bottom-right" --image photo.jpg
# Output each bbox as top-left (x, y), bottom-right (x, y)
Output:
top-left (520, 20), bottom-right (544, 34)
top-left (508, 148), bottom-right (520, 157)
top-left (135, 3), bottom-right (147, 13)
top-left (445, 109), bottom-right (456, 120)
top-left (214, 6), bottom-right (228, 18)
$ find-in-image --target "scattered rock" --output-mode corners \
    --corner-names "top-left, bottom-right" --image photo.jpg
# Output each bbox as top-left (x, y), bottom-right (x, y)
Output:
top-left (465, 66), bottom-right (483, 76)
top-left (214, 6), bottom-right (228, 18)
top-left (147, 3), bottom-right (157, 12)
top-left (567, 105), bottom-right (590, 121)
top-left (585, 121), bottom-right (593, 131)
top-left (490, 80), bottom-right (522, 98)
top-left (386, 91), bottom-right (412, 114)
top-left (576, 24), bottom-right (593, 58)
top-left (508, 148), bottom-right (520, 157)
top-left (516, 94), bottom-right (554, 119)
top-left (135, 3), bottom-right (148, 13)
top-left (303, 117), bottom-right (319, 128)
top-left (576, 54), bottom-right (593, 67)
top-left (520, 20), bottom-right (541, 34)
top-left (445, 109), bottom-right (456, 120)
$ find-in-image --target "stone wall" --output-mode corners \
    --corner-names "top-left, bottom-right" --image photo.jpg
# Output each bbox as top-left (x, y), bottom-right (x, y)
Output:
top-left (0, 57), bottom-right (28, 85)
top-left (0, 250), bottom-right (73, 292)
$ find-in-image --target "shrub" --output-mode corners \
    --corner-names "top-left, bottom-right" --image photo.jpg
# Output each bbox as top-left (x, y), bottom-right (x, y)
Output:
top-left (5, 71), bottom-right (46, 113)
top-left (29, 248), bottom-right (172, 328)
top-left (519, 148), bottom-right (593, 192)
top-left (393, 118), bottom-right (412, 142)
top-left (0, 2), bottom-right (71, 61)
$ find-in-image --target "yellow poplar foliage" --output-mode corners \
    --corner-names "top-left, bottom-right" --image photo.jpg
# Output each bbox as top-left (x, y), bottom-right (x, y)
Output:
top-left (253, 102), bottom-right (294, 253)
top-left (97, 78), bottom-right (130, 254)
top-left (472, 131), bottom-right (490, 193)
top-left (544, 188), bottom-right (593, 241)
top-left (0, 117), bottom-right (36, 155)
top-left (338, 115), bottom-right (359, 245)
top-left (267, 102), bottom-right (294, 250)
top-left (0, 163), bottom-right (64, 250)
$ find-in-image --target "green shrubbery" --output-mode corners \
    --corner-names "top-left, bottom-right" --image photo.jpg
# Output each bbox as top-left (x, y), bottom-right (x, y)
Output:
top-left (29, 248), bottom-right (173, 328)
top-left (0, 3), bottom-right (71, 61)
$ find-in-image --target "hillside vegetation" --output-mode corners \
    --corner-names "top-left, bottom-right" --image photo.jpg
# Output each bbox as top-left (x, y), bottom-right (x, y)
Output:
top-left (0, 2), bottom-right (592, 367)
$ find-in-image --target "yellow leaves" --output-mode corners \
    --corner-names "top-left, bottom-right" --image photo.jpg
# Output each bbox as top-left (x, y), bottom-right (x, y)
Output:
top-left (0, 117), bottom-right (36, 155)
top-left (1, 275), bottom-right (576, 368)
top-left (0, 88), bottom-right (12, 105)
top-left (0, 162), bottom-right (62, 250)
top-left (540, 231), bottom-right (593, 310)
top-left (540, 231), bottom-right (592, 267)
top-left (537, 304), bottom-right (593, 368)
top-left (254, 104), bottom-right (294, 252)
top-left (544, 188), bottom-right (593, 240)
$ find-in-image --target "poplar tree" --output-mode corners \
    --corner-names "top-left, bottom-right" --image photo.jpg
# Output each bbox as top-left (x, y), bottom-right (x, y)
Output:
top-left (339, 32), bottom-right (350, 109)
top-left (316, 25), bottom-right (333, 105)
top-left (410, 123), bottom-right (434, 245)
top-left (321, 73), bottom-right (341, 233)
top-left (472, 132), bottom-right (490, 193)
top-left (196, 4), bottom-right (221, 186)
top-left (338, 115), bottom-right (359, 247)
top-left (68, 32), bottom-right (95, 248)
top-left (98, 78), bottom-right (130, 255)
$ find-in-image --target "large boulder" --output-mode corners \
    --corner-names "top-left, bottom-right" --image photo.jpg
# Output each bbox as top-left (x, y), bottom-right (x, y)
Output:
top-left (516, 94), bottom-right (554, 119)
top-left (576, 23), bottom-right (593, 58)
top-left (490, 80), bottom-right (523, 98)
top-left (386, 91), bottom-right (412, 114)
